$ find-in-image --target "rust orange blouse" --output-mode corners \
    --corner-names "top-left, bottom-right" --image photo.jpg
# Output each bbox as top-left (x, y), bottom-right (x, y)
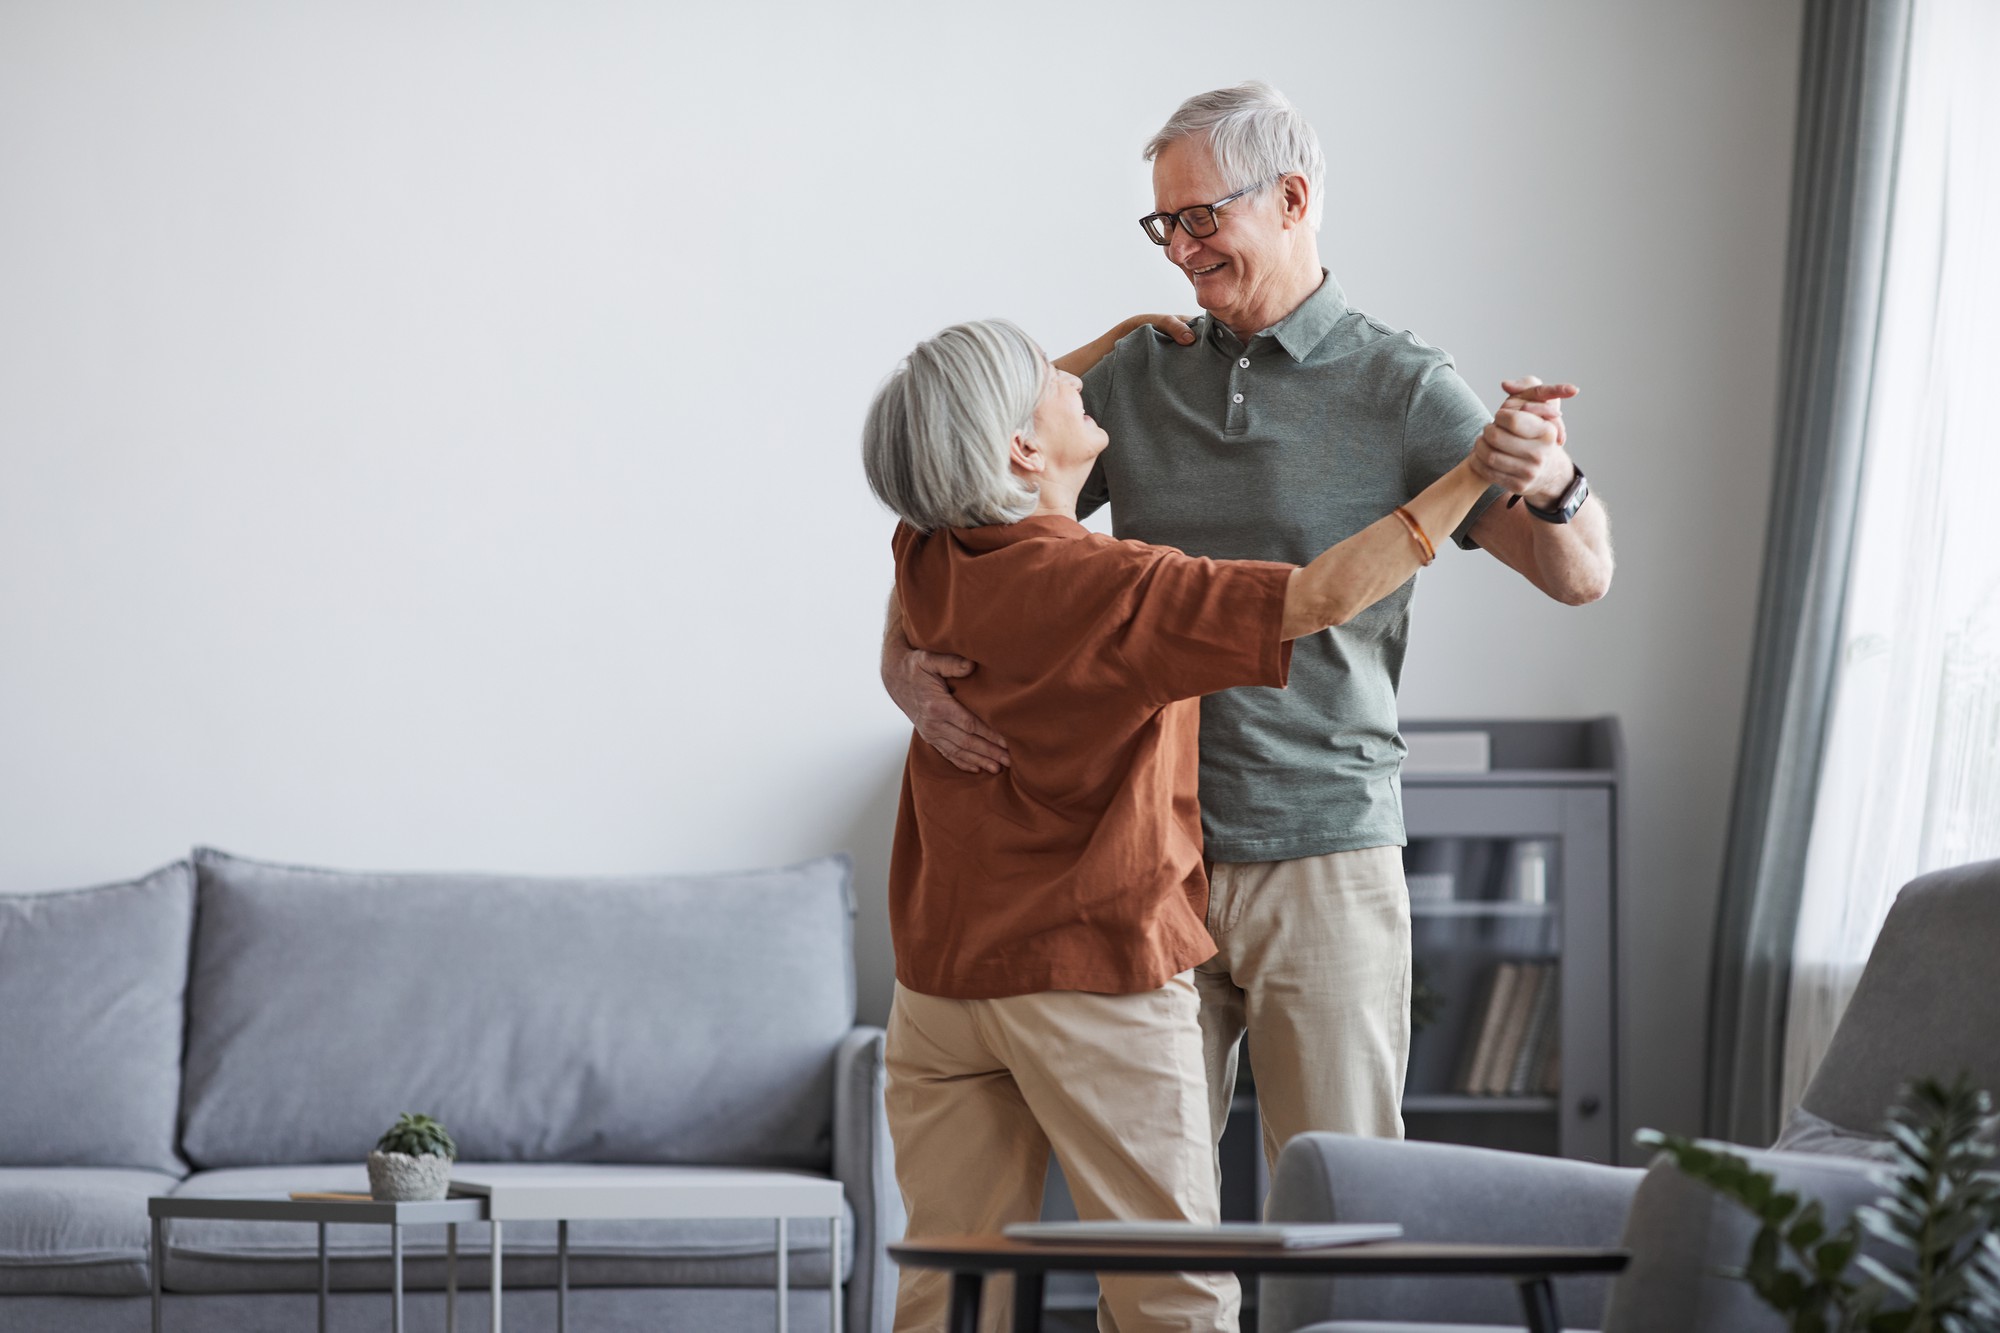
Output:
top-left (889, 516), bottom-right (1293, 999)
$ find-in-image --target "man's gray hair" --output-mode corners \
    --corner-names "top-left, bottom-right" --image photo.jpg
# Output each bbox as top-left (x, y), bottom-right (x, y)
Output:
top-left (1144, 81), bottom-right (1326, 231)
top-left (862, 319), bottom-right (1046, 533)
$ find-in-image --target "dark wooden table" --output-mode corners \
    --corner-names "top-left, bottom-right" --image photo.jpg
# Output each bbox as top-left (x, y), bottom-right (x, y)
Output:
top-left (889, 1234), bottom-right (1629, 1333)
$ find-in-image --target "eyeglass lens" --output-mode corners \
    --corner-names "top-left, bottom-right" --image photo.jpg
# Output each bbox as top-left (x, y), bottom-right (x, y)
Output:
top-left (1145, 205), bottom-right (1220, 245)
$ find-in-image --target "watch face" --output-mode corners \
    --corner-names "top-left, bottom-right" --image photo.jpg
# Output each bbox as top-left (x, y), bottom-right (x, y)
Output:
top-left (1563, 471), bottom-right (1589, 518)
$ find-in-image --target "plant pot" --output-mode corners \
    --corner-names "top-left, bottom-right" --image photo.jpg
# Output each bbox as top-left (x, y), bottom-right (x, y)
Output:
top-left (366, 1150), bottom-right (452, 1202)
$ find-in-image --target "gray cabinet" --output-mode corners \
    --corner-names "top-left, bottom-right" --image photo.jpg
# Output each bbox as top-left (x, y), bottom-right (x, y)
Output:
top-left (1214, 716), bottom-right (1624, 1224)
top-left (1398, 717), bottom-right (1622, 1164)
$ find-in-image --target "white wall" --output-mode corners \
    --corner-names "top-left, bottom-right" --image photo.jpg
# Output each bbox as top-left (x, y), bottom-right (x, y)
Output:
top-left (0, 0), bottom-right (1800, 1149)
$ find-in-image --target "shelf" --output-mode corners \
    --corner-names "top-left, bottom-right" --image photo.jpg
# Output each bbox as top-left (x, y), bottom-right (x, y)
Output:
top-left (1403, 1095), bottom-right (1558, 1113)
top-left (1410, 901), bottom-right (1553, 918)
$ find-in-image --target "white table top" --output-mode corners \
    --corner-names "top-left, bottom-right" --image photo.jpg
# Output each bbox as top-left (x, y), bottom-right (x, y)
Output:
top-left (449, 1164), bottom-right (844, 1221)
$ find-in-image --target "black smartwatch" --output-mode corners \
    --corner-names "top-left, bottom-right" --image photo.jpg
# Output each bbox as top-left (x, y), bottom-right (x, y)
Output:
top-left (1512, 465), bottom-right (1590, 524)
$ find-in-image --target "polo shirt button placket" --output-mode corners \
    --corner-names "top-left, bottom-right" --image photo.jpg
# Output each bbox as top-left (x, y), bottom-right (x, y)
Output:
top-left (1225, 352), bottom-right (1249, 435)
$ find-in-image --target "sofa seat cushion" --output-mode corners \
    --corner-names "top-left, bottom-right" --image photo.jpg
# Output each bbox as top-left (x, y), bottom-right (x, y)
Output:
top-left (0, 862), bottom-right (193, 1174)
top-left (180, 848), bottom-right (856, 1172)
top-left (162, 1164), bottom-right (855, 1293)
top-left (0, 1168), bottom-right (181, 1295)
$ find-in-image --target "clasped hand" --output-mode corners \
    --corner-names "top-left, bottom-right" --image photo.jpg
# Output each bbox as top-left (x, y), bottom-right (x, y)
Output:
top-left (1473, 377), bottom-right (1578, 506)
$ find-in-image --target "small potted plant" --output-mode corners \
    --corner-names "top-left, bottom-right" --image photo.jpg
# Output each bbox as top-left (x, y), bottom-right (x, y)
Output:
top-left (367, 1112), bottom-right (458, 1202)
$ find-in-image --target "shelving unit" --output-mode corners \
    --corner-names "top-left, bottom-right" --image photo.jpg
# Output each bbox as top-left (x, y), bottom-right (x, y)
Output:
top-left (1397, 717), bottom-right (1622, 1165)
top-left (1214, 716), bottom-right (1625, 1227)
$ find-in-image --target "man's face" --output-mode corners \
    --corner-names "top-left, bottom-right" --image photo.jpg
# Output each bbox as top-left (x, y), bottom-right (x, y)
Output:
top-left (1151, 135), bottom-right (1292, 331)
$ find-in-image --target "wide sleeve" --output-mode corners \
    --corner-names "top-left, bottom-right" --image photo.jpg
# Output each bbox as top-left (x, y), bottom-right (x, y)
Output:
top-left (1402, 356), bottom-right (1503, 548)
top-left (1106, 544), bottom-right (1294, 705)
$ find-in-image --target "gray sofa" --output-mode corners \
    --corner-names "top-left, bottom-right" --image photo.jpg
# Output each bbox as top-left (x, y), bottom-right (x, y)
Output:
top-left (1260, 855), bottom-right (2000, 1333)
top-left (0, 847), bottom-right (903, 1332)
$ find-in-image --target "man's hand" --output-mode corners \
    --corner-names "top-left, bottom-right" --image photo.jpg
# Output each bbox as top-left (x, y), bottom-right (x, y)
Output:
top-left (883, 645), bottom-right (1012, 775)
top-left (1474, 377), bottom-right (1578, 507)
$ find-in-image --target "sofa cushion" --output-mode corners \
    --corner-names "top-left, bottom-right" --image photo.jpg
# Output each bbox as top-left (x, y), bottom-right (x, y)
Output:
top-left (0, 1167), bottom-right (180, 1295)
top-left (180, 848), bottom-right (855, 1171)
top-left (162, 1164), bottom-right (854, 1292)
top-left (0, 862), bottom-right (193, 1173)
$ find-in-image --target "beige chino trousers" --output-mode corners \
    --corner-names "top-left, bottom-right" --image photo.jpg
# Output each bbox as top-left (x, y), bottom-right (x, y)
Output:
top-left (1196, 845), bottom-right (1412, 1177)
top-left (885, 975), bottom-right (1238, 1333)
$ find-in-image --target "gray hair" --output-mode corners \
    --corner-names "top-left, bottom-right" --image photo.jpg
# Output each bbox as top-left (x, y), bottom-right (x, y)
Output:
top-left (861, 319), bottom-right (1047, 533)
top-left (1143, 81), bottom-right (1326, 231)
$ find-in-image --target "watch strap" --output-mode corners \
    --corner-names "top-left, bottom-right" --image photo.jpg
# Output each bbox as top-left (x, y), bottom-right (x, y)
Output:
top-left (1522, 465), bottom-right (1588, 523)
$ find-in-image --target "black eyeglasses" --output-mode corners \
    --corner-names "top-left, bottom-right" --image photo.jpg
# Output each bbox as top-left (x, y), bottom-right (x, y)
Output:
top-left (1138, 178), bottom-right (1274, 246)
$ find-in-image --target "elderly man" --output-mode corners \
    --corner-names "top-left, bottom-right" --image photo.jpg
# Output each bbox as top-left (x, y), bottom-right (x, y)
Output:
top-left (881, 82), bottom-right (1614, 1180)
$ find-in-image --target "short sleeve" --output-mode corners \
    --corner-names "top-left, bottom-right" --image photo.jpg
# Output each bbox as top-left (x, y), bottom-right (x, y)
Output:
top-left (1109, 545), bottom-right (1294, 704)
top-left (1076, 355), bottom-right (1115, 520)
top-left (1403, 358), bottom-right (1503, 549)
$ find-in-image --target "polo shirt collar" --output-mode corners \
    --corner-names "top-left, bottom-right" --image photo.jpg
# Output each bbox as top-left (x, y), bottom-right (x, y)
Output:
top-left (1266, 270), bottom-right (1349, 362)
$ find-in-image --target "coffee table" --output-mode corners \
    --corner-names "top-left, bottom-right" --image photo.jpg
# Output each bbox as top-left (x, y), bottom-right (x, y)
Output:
top-left (889, 1233), bottom-right (1629, 1333)
top-left (452, 1165), bottom-right (846, 1333)
top-left (146, 1193), bottom-right (487, 1333)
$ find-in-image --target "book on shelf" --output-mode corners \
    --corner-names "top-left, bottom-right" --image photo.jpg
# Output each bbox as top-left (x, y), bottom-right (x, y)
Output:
top-left (1460, 961), bottom-right (1520, 1094)
top-left (1510, 966), bottom-right (1561, 1095)
top-left (1485, 963), bottom-right (1543, 1095)
top-left (1449, 966), bottom-right (1501, 1094)
top-left (1450, 959), bottom-right (1563, 1097)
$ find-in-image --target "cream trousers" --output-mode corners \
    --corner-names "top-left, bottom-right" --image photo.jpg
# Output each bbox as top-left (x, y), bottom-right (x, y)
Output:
top-left (1196, 845), bottom-right (1412, 1175)
top-left (885, 975), bottom-right (1238, 1333)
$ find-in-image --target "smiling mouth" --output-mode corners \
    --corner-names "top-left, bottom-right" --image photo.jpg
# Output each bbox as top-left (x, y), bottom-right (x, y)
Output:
top-left (1191, 261), bottom-right (1226, 276)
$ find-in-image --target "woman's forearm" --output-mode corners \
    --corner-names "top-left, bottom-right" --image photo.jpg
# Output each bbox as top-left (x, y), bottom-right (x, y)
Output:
top-left (1280, 460), bottom-right (1489, 640)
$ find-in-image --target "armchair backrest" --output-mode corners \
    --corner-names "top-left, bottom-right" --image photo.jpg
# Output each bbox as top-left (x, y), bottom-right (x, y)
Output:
top-left (1783, 856), bottom-right (2000, 1145)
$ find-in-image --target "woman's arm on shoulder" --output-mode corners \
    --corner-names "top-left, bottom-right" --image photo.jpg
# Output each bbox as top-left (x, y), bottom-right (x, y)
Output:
top-left (1052, 314), bottom-right (1196, 376)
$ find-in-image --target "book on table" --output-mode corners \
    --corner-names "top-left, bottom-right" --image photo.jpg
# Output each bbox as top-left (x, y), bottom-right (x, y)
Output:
top-left (1002, 1221), bottom-right (1402, 1249)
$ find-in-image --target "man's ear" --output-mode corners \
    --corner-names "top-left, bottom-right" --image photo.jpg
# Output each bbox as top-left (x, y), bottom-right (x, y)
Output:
top-left (1008, 431), bottom-right (1044, 476)
top-left (1280, 173), bottom-right (1311, 228)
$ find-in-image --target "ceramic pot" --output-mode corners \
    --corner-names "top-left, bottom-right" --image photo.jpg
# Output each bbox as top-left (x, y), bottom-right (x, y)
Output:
top-left (366, 1150), bottom-right (452, 1202)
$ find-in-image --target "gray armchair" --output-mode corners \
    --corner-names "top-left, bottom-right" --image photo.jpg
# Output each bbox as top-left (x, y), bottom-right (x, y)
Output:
top-left (1261, 855), bottom-right (2000, 1333)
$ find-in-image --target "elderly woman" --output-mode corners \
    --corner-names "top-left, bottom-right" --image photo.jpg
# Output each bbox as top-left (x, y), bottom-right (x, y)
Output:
top-left (862, 319), bottom-right (1536, 1333)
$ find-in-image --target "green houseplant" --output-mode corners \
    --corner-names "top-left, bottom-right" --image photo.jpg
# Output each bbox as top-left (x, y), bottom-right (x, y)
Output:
top-left (366, 1112), bottom-right (458, 1202)
top-left (1637, 1076), bottom-right (2000, 1333)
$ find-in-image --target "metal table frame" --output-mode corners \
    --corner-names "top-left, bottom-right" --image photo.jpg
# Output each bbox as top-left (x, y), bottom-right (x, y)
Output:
top-left (890, 1235), bottom-right (1629, 1333)
top-left (147, 1194), bottom-right (487, 1333)
top-left (454, 1168), bottom-right (845, 1333)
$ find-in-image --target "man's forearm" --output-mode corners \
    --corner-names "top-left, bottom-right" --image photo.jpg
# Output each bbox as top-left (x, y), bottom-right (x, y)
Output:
top-left (881, 590), bottom-right (908, 680)
top-left (1522, 499), bottom-right (1614, 605)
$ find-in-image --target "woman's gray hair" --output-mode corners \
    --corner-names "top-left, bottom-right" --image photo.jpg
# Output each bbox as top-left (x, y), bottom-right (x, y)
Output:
top-left (862, 319), bottom-right (1047, 533)
top-left (1144, 81), bottom-right (1326, 231)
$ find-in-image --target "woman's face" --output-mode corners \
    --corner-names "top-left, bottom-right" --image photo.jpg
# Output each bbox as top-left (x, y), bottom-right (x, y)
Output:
top-left (1027, 365), bottom-right (1110, 473)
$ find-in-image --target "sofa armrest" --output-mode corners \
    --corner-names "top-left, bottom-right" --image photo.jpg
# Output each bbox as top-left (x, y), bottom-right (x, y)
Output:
top-left (833, 1025), bottom-right (903, 1333)
top-left (1604, 1146), bottom-right (1890, 1333)
top-left (1261, 1134), bottom-right (1643, 1333)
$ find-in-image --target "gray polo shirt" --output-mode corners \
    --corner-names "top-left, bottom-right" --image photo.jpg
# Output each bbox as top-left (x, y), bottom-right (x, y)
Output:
top-left (1079, 271), bottom-right (1499, 863)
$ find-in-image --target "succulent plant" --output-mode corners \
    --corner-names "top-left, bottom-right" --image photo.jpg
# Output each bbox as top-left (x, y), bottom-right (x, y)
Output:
top-left (374, 1112), bottom-right (457, 1161)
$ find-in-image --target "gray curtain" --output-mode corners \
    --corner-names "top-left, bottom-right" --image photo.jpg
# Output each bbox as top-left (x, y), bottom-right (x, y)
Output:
top-left (1705, 0), bottom-right (1914, 1147)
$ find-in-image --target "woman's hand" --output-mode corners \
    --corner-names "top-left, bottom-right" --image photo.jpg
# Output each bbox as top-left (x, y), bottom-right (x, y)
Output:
top-left (1118, 313), bottom-right (1199, 346)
